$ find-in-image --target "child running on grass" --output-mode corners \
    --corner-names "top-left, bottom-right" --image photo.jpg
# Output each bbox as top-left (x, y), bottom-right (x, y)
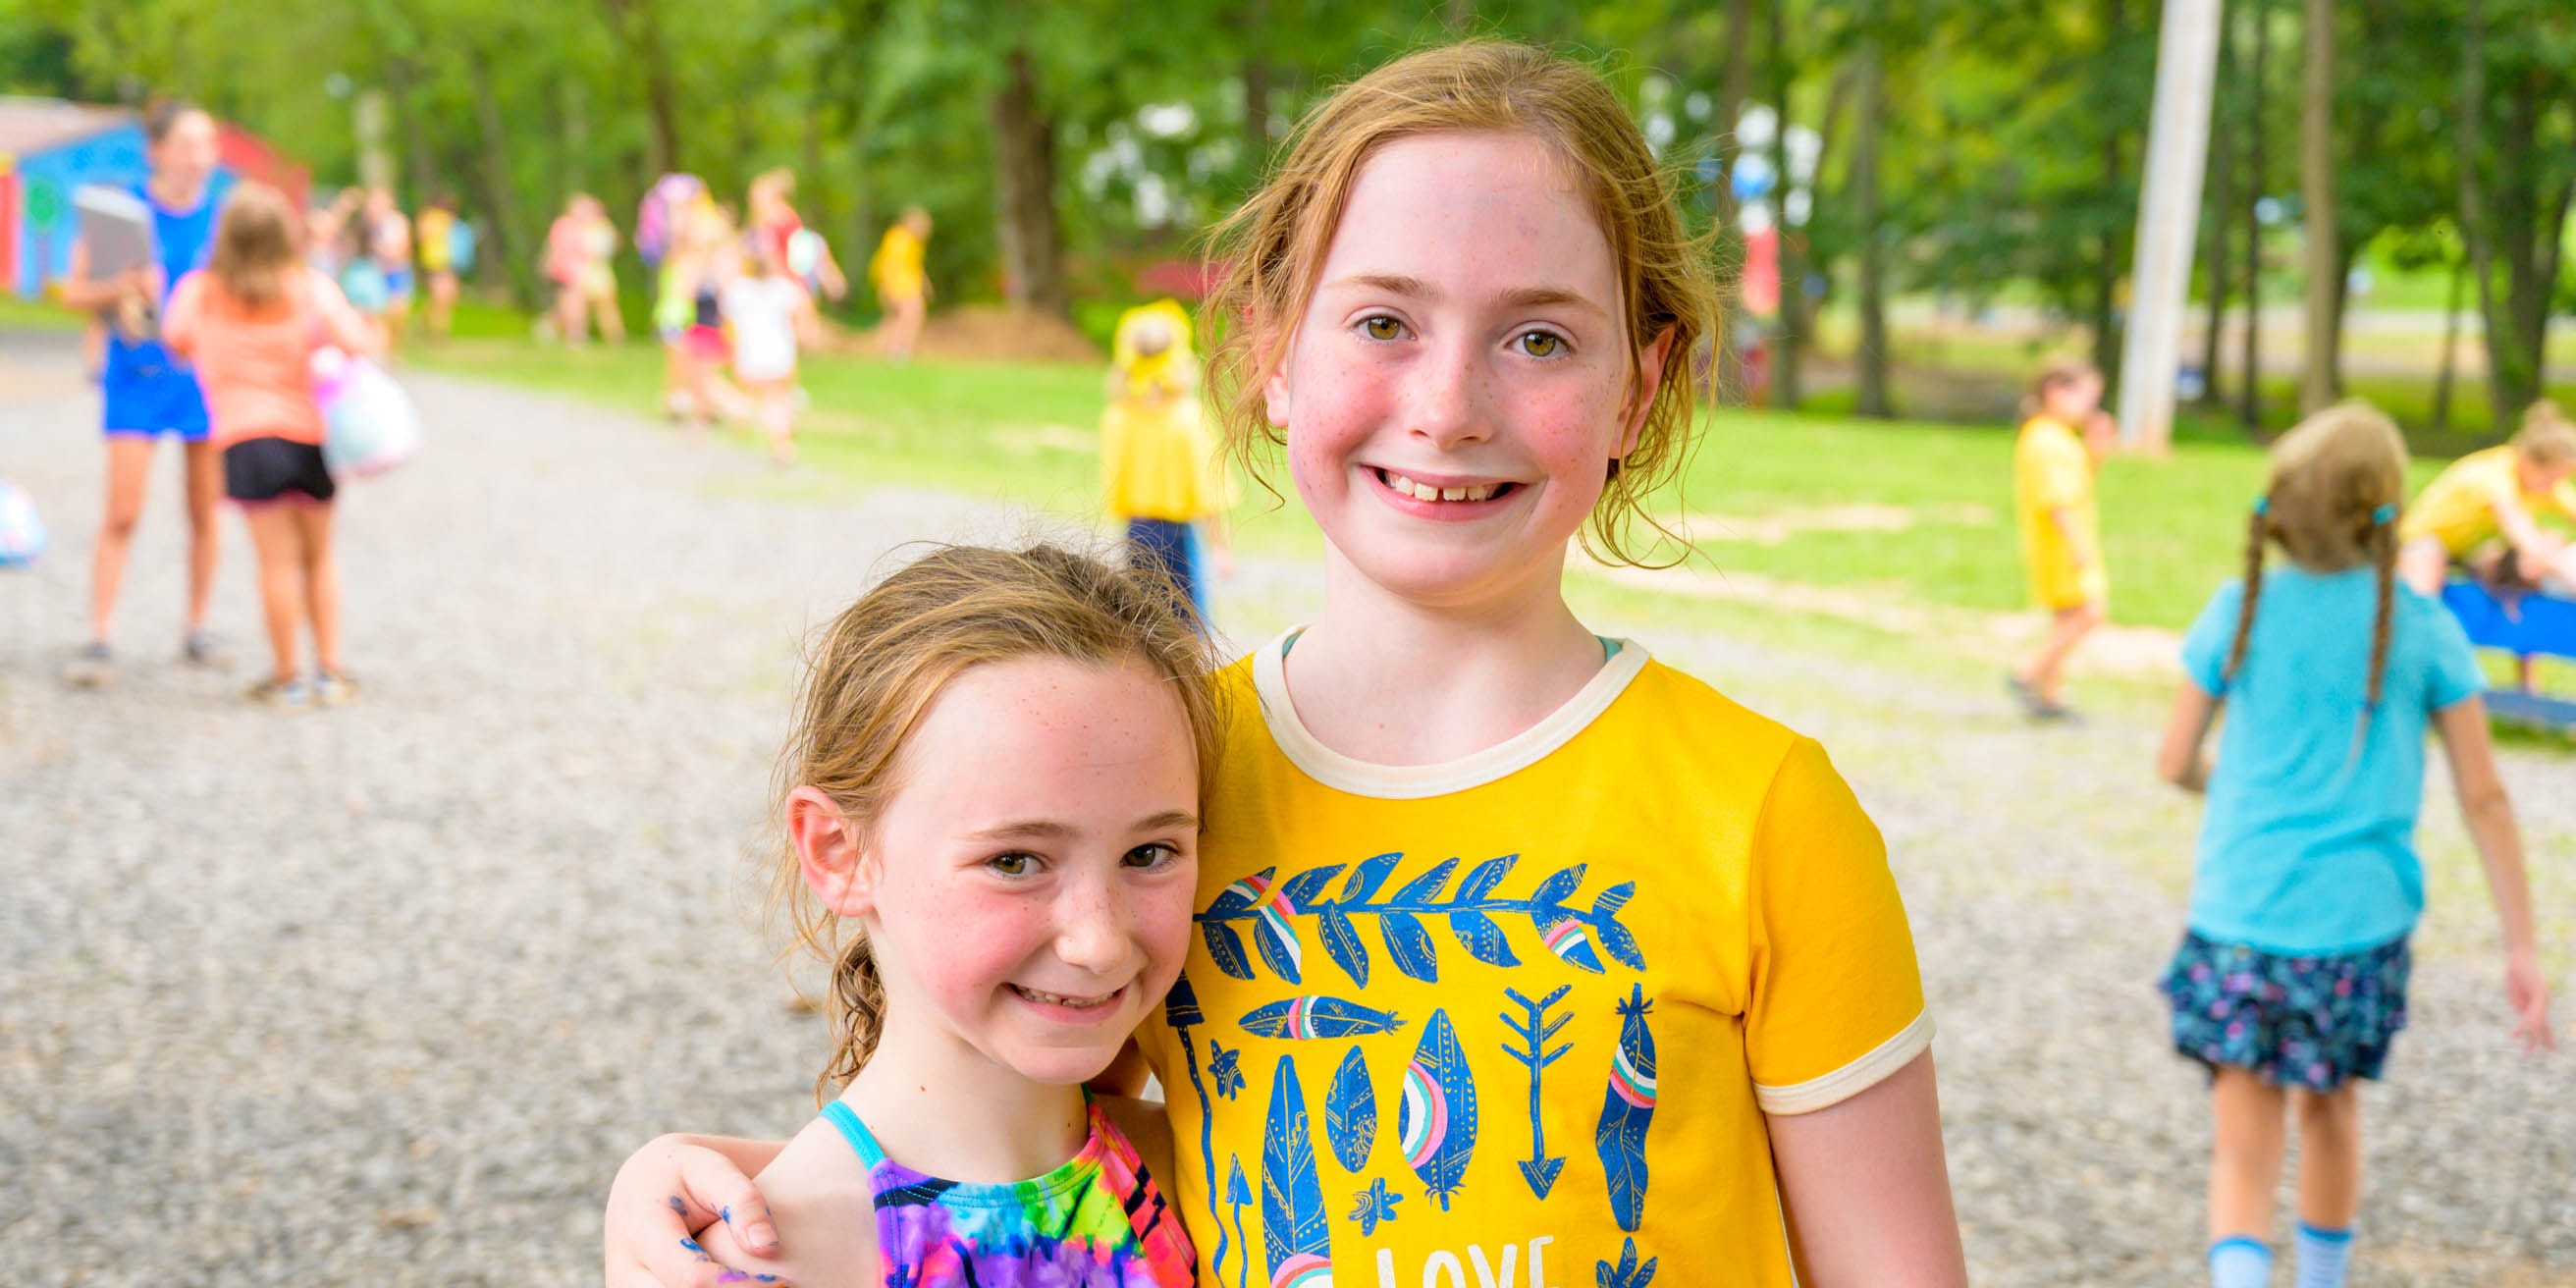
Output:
top-left (653, 201), bottom-right (744, 434)
top-left (1100, 298), bottom-right (1231, 628)
top-left (2153, 402), bottom-right (2554, 1288)
top-left (722, 235), bottom-right (817, 466)
top-left (605, 40), bottom-right (1964, 1288)
top-left (2011, 359), bottom-right (2114, 721)
top-left (161, 182), bottom-right (384, 708)
top-left (673, 543), bottom-right (1216, 1287)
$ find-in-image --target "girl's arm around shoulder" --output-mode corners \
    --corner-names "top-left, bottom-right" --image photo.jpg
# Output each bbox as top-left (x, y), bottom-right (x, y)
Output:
top-left (1767, 1049), bottom-right (1967, 1287)
top-left (694, 1118), bottom-right (880, 1288)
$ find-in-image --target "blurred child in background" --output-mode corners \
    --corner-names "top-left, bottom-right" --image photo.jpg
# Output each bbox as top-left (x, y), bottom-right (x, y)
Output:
top-left (161, 183), bottom-right (384, 708)
top-left (722, 235), bottom-right (817, 466)
top-left (2012, 359), bottom-right (2113, 721)
top-left (1099, 299), bottom-right (1229, 628)
top-left (653, 201), bottom-right (742, 434)
top-left (868, 207), bottom-right (931, 361)
top-left (2155, 402), bottom-right (2553, 1288)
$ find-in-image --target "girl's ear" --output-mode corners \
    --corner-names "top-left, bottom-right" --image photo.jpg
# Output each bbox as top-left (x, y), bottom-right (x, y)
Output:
top-left (786, 785), bottom-right (875, 917)
top-left (1261, 329), bottom-right (1294, 428)
top-left (1619, 327), bottom-right (1677, 457)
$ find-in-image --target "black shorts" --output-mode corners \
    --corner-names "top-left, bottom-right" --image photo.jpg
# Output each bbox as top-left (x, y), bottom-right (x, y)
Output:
top-left (223, 437), bottom-right (336, 505)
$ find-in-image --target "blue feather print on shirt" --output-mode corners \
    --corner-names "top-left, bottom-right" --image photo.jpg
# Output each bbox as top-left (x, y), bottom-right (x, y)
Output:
top-left (1596, 1237), bottom-right (1658, 1288)
top-left (1197, 854), bottom-right (1646, 987)
top-left (1323, 1047), bottom-right (1377, 1172)
top-left (1262, 1056), bottom-right (1331, 1287)
top-left (1396, 1008), bottom-right (1479, 1211)
top-left (1239, 995), bottom-right (1407, 1040)
top-left (1593, 984), bottom-right (1658, 1232)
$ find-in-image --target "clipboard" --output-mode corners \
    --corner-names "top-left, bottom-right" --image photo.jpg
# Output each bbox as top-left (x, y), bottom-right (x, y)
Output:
top-left (74, 187), bottom-right (158, 340)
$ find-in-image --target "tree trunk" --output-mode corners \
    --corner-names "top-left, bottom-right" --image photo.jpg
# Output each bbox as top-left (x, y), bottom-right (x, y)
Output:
top-left (2456, 0), bottom-right (2506, 427)
top-left (384, 58), bottom-right (437, 207)
top-left (1767, 0), bottom-right (1801, 410)
top-left (990, 47), bottom-right (1068, 316)
top-left (1852, 27), bottom-right (1891, 418)
top-left (1707, 0), bottom-right (1753, 397)
top-left (2196, 6), bottom-right (2237, 406)
top-left (602, 0), bottom-right (684, 176)
top-left (2238, 0), bottom-right (2269, 432)
top-left (2296, 0), bottom-right (2337, 413)
top-left (464, 46), bottom-right (536, 308)
top-left (2091, 0), bottom-right (2128, 391)
top-left (2432, 253), bottom-right (2464, 434)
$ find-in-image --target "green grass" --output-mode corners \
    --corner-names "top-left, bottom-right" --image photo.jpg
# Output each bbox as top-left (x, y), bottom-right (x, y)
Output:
top-left (0, 293), bottom-right (86, 331)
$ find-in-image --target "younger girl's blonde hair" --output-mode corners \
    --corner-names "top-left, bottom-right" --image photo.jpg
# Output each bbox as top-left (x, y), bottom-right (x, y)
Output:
top-left (207, 183), bottom-right (302, 312)
top-left (2512, 400), bottom-right (2576, 467)
top-left (2222, 402), bottom-right (2411, 737)
top-left (2019, 358), bottom-right (2101, 420)
top-left (772, 543), bottom-right (1227, 1101)
top-left (1203, 38), bottom-right (1719, 566)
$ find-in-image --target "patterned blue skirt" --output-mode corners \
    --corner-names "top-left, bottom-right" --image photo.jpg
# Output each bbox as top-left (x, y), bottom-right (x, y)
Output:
top-left (2160, 930), bottom-right (2412, 1092)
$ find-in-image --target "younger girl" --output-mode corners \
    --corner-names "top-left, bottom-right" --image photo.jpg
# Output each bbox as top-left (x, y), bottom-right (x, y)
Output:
top-left (689, 543), bottom-right (1216, 1287)
top-left (1100, 299), bottom-right (1231, 628)
top-left (162, 183), bottom-right (383, 707)
top-left (721, 237), bottom-right (816, 466)
top-left (609, 40), bottom-right (1964, 1288)
top-left (653, 202), bottom-right (743, 433)
top-left (2011, 359), bottom-right (2113, 720)
top-left (868, 207), bottom-right (932, 361)
top-left (2154, 402), bottom-right (2553, 1288)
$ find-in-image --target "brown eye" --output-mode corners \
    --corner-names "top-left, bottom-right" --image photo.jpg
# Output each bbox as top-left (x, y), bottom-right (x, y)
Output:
top-left (989, 852), bottom-right (1036, 877)
top-left (1518, 331), bottom-right (1565, 357)
top-left (1363, 316), bottom-right (1403, 341)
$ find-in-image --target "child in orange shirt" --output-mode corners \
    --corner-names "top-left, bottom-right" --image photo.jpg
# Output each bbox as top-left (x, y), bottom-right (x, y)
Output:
top-left (163, 183), bottom-right (384, 707)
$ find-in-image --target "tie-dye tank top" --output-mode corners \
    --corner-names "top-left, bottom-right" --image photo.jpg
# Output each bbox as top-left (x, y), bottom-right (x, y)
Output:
top-left (820, 1097), bottom-right (1197, 1287)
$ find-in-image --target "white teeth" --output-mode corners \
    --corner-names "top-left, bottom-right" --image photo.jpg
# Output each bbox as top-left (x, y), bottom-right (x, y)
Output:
top-left (1384, 471), bottom-right (1500, 503)
top-left (1015, 985), bottom-right (1114, 1008)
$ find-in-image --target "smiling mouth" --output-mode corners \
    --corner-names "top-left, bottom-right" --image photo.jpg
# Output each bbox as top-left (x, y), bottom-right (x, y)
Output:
top-left (1374, 468), bottom-right (1515, 503)
top-left (1011, 984), bottom-right (1122, 1010)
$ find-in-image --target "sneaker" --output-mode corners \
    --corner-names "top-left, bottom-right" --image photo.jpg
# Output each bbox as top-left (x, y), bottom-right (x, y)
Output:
top-left (245, 673), bottom-right (311, 708)
top-left (182, 628), bottom-right (232, 669)
top-left (63, 640), bottom-right (114, 689)
top-left (2007, 672), bottom-right (2080, 724)
top-left (313, 672), bottom-right (359, 708)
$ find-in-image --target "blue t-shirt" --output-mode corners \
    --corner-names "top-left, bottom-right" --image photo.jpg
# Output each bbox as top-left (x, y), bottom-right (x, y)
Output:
top-left (2179, 566), bottom-right (2487, 955)
top-left (100, 180), bottom-right (221, 387)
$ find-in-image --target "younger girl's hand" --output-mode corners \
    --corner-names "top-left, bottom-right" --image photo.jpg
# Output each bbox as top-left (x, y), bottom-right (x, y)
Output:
top-left (2505, 947), bottom-right (2555, 1054)
top-left (604, 1136), bottom-right (782, 1288)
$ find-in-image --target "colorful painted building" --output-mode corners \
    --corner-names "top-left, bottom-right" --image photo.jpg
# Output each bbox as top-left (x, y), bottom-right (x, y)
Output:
top-left (0, 96), bottom-right (308, 299)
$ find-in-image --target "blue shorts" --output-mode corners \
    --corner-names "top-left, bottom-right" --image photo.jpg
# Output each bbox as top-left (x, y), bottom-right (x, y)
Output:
top-left (383, 268), bottom-right (414, 302)
top-left (1125, 516), bottom-right (1209, 630)
top-left (103, 366), bottom-right (211, 442)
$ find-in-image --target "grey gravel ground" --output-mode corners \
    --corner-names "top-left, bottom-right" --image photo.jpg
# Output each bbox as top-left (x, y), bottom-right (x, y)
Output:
top-left (3, 330), bottom-right (2568, 1286)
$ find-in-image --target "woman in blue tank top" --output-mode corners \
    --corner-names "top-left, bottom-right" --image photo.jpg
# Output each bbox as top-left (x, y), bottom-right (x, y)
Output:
top-left (56, 98), bottom-right (230, 687)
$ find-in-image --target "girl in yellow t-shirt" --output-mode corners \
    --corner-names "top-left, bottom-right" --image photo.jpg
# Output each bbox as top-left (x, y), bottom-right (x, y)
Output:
top-left (1101, 299), bottom-right (1232, 629)
top-left (2396, 401), bottom-right (2576, 599)
top-left (2010, 361), bottom-right (2115, 720)
top-left (869, 207), bottom-right (933, 361)
top-left (603, 40), bottom-right (1965, 1288)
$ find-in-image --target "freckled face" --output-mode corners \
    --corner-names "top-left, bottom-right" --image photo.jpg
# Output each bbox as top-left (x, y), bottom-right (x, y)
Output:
top-left (1264, 131), bottom-right (1662, 611)
top-left (859, 656), bottom-right (1201, 1087)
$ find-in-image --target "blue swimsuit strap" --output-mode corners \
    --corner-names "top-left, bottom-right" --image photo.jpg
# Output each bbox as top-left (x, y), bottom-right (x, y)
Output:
top-left (820, 1092), bottom-right (1100, 1175)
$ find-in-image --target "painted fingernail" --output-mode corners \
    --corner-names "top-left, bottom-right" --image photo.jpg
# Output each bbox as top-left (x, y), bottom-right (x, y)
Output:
top-left (679, 1237), bottom-right (703, 1255)
top-left (718, 1272), bottom-right (750, 1284)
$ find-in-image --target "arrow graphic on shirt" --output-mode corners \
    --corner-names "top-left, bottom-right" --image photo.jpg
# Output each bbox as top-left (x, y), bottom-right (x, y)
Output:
top-left (1194, 855), bottom-right (1647, 986)
top-left (1501, 984), bottom-right (1574, 1199)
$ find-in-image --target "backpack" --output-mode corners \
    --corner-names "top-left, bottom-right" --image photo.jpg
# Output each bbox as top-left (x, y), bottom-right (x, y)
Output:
top-left (313, 349), bottom-right (423, 479)
top-left (0, 480), bottom-right (44, 566)
top-left (449, 220), bottom-right (479, 275)
top-left (635, 174), bottom-right (704, 268)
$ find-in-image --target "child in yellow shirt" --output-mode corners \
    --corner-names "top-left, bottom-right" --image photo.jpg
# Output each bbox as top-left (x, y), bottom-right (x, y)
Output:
top-left (2397, 401), bottom-right (2576, 597)
top-left (2012, 360), bottom-right (2114, 720)
top-left (868, 207), bottom-right (933, 361)
top-left (1100, 299), bottom-right (1231, 628)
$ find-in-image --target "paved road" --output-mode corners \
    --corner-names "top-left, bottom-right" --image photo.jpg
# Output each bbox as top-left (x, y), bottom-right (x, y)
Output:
top-left (3, 333), bottom-right (2566, 1285)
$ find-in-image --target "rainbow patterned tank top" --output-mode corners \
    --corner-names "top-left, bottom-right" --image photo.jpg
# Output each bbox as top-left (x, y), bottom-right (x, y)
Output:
top-left (820, 1097), bottom-right (1198, 1287)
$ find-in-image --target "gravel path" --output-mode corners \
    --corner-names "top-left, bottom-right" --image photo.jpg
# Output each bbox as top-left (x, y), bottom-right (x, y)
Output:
top-left (3, 333), bottom-right (2567, 1286)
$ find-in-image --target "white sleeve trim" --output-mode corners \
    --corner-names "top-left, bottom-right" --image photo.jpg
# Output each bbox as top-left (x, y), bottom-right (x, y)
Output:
top-left (1752, 1010), bottom-right (1936, 1116)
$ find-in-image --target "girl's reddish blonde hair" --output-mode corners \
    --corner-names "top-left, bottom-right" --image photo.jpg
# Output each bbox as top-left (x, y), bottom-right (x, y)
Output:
top-left (1203, 38), bottom-right (1719, 566)
top-left (206, 183), bottom-right (302, 313)
top-left (772, 543), bottom-right (1227, 1101)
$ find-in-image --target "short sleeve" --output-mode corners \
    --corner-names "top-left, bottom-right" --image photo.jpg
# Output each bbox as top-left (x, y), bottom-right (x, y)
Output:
top-left (1744, 738), bottom-right (1932, 1115)
top-left (2023, 428), bottom-right (2089, 510)
top-left (2178, 582), bottom-right (2245, 696)
top-left (2421, 599), bottom-right (2487, 711)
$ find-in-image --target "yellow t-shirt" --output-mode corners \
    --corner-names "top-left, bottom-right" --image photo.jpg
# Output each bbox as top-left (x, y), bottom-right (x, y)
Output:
top-left (1136, 638), bottom-right (1933, 1287)
top-left (416, 208), bottom-right (455, 274)
top-left (2014, 415), bottom-right (2107, 608)
top-left (869, 226), bottom-right (926, 301)
top-left (1102, 301), bottom-right (1229, 521)
top-left (2399, 445), bottom-right (2576, 557)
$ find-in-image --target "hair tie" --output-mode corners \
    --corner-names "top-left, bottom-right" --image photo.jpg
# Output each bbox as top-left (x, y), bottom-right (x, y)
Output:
top-left (2251, 497), bottom-right (2270, 516)
top-left (2372, 503), bottom-right (2397, 525)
